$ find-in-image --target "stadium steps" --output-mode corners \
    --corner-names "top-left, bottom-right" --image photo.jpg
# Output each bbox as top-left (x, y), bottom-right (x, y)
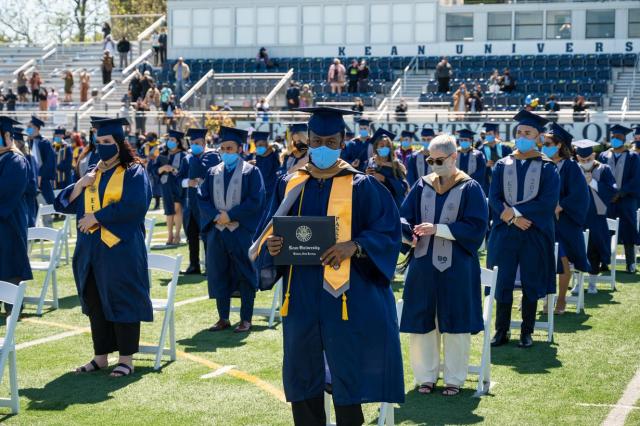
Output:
top-left (609, 70), bottom-right (640, 110)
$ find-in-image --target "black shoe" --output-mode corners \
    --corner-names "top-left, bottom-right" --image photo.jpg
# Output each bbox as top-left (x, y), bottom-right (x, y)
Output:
top-left (491, 330), bottom-right (510, 347)
top-left (181, 265), bottom-right (202, 275)
top-left (518, 333), bottom-right (533, 348)
top-left (324, 383), bottom-right (333, 395)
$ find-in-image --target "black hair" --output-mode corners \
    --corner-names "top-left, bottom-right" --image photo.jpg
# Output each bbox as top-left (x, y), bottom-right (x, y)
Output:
top-left (113, 133), bottom-right (140, 167)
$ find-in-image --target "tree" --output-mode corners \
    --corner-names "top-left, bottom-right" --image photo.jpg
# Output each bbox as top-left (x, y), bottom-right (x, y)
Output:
top-left (0, 0), bottom-right (42, 44)
top-left (109, 0), bottom-right (166, 39)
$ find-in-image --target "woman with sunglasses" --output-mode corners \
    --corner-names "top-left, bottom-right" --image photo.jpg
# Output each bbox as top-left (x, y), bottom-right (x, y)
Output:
top-left (542, 123), bottom-right (591, 314)
top-left (399, 134), bottom-right (488, 397)
top-left (365, 128), bottom-right (409, 208)
top-left (54, 117), bottom-right (152, 377)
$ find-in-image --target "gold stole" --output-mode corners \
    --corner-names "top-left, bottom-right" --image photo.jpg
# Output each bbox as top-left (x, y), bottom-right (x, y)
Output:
top-left (84, 165), bottom-right (126, 248)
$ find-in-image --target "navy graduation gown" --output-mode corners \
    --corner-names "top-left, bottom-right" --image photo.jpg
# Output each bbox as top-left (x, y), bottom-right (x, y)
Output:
top-left (400, 177), bottom-right (488, 334)
top-left (584, 163), bottom-right (617, 268)
top-left (54, 144), bottom-right (73, 189)
top-left (599, 150), bottom-right (640, 246)
top-left (24, 153), bottom-right (39, 227)
top-left (184, 150), bottom-right (220, 231)
top-left (254, 150), bottom-right (281, 203)
top-left (406, 151), bottom-right (431, 187)
top-left (253, 171), bottom-right (404, 406)
top-left (457, 149), bottom-right (487, 190)
top-left (482, 143), bottom-right (513, 194)
top-left (278, 153), bottom-right (306, 178)
top-left (152, 150), bottom-right (189, 215)
top-left (198, 163), bottom-right (265, 298)
top-left (343, 138), bottom-right (371, 172)
top-left (54, 164), bottom-right (153, 322)
top-left (487, 156), bottom-right (560, 303)
top-left (366, 158), bottom-right (409, 208)
top-left (555, 159), bottom-right (591, 272)
top-left (0, 151), bottom-right (33, 282)
top-left (32, 137), bottom-right (56, 203)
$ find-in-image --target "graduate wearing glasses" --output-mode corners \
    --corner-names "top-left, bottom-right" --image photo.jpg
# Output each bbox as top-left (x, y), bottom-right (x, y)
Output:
top-left (250, 131), bottom-right (281, 203)
top-left (365, 128), bottom-right (409, 208)
top-left (406, 127), bottom-right (435, 187)
top-left (251, 108), bottom-right (404, 425)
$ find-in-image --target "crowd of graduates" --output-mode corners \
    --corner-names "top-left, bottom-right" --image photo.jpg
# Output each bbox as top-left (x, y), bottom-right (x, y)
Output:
top-left (1, 108), bottom-right (639, 424)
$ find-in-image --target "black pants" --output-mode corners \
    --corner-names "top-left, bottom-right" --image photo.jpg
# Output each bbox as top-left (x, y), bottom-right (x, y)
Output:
top-left (624, 243), bottom-right (637, 268)
top-left (102, 69), bottom-right (112, 85)
top-left (347, 80), bottom-right (358, 93)
top-left (495, 294), bottom-right (537, 335)
top-left (437, 77), bottom-right (450, 93)
top-left (85, 272), bottom-right (140, 356)
top-left (186, 212), bottom-right (201, 269)
top-left (292, 396), bottom-right (364, 426)
top-left (587, 238), bottom-right (604, 275)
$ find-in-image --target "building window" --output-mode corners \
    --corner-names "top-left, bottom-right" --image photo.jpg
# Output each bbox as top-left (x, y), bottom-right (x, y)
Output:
top-left (172, 9), bottom-right (191, 47)
top-left (546, 11), bottom-right (571, 39)
top-left (392, 3), bottom-right (413, 43)
top-left (446, 13), bottom-right (473, 41)
top-left (192, 9), bottom-right (211, 47)
top-left (212, 8), bottom-right (231, 46)
top-left (302, 6), bottom-right (321, 45)
top-left (586, 10), bottom-right (615, 39)
top-left (256, 7), bottom-right (276, 45)
top-left (345, 5), bottom-right (365, 44)
top-left (629, 9), bottom-right (640, 38)
top-left (324, 5), bottom-right (344, 44)
top-left (515, 11), bottom-right (542, 40)
top-left (278, 7), bottom-right (298, 45)
top-left (236, 7), bottom-right (255, 46)
top-left (370, 4), bottom-right (390, 44)
top-left (487, 12), bottom-right (512, 41)
top-left (415, 3), bottom-right (436, 43)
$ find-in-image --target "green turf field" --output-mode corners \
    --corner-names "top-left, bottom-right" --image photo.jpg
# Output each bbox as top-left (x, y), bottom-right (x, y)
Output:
top-left (1, 211), bottom-right (639, 425)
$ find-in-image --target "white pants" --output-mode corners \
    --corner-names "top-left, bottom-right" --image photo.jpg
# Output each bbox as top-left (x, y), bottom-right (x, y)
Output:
top-left (409, 324), bottom-right (471, 387)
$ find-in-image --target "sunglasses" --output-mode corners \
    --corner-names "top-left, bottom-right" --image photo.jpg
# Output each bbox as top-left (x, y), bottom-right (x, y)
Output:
top-left (427, 154), bottom-right (452, 166)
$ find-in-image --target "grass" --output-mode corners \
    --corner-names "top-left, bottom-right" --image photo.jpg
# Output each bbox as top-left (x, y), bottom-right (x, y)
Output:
top-left (1, 211), bottom-right (639, 425)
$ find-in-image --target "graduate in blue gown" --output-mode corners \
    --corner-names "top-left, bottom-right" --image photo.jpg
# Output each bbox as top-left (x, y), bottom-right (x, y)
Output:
top-left (137, 131), bottom-right (162, 210)
top-left (251, 107), bottom-right (404, 425)
top-left (395, 130), bottom-right (416, 167)
top-left (634, 127), bottom-right (640, 154)
top-left (198, 126), bottom-right (265, 333)
top-left (250, 131), bottom-right (281, 203)
top-left (406, 127), bottom-right (435, 187)
top-left (54, 117), bottom-right (152, 377)
top-left (480, 123), bottom-right (512, 195)
top-left (279, 123), bottom-right (309, 177)
top-left (52, 128), bottom-right (73, 189)
top-left (400, 133), bottom-right (488, 396)
top-left (598, 125), bottom-right (640, 273)
top-left (152, 130), bottom-right (189, 245)
top-left (364, 128), bottom-right (409, 207)
top-left (26, 116), bottom-right (56, 204)
top-left (182, 128), bottom-right (220, 275)
top-left (487, 110), bottom-right (560, 349)
top-left (342, 118), bottom-right (372, 171)
top-left (76, 126), bottom-right (100, 179)
top-left (572, 139), bottom-right (617, 293)
top-left (541, 123), bottom-right (590, 313)
top-left (13, 128), bottom-right (39, 227)
top-left (455, 128), bottom-right (487, 190)
top-left (0, 117), bottom-right (33, 313)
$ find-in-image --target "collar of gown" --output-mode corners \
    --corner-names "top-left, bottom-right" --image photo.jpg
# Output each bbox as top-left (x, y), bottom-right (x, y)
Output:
top-left (425, 169), bottom-right (470, 195)
top-left (304, 158), bottom-right (359, 180)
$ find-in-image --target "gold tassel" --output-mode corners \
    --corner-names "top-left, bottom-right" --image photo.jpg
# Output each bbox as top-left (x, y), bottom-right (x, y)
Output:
top-left (342, 293), bottom-right (348, 321)
top-left (281, 265), bottom-right (294, 317)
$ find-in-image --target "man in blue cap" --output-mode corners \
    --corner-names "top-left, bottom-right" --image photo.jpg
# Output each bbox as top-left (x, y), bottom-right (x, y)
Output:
top-left (406, 127), bottom-right (435, 186)
top-left (26, 116), bottom-right (56, 204)
top-left (12, 127), bottom-right (39, 228)
top-left (182, 128), bottom-right (220, 275)
top-left (343, 118), bottom-right (372, 171)
top-left (198, 126), bottom-right (265, 333)
top-left (598, 124), bottom-right (640, 273)
top-left (456, 128), bottom-right (487, 189)
top-left (487, 110), bottom-right (560, 348)
top-left (395, 130), bottom-right (416, 167)
top-left (251, 107), bottom-right (404, 425)
top-left (250, 131), bottom-right (281, 202)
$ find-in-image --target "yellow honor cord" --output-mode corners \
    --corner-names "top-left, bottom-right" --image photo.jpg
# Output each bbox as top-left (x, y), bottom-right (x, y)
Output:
top-left (84, 165), bottom-right (125, 248)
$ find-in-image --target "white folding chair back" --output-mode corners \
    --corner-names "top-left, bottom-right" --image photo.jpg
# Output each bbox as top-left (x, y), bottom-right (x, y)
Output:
top-left (230, 278), bottom-right (282, 329)
top-left (144, 217), bottom-right (156, 252)
top-left (24, 227), bottom-right (63, 315)
top-left (35, 204), bottom-right (56, 227)
top-left (469, 266), bottom-right (498, 396)
top-left (139, 253), bottom-right (182, 370)
top-left (36, 204), bottom-right (71, 265)
top-left (567, 231), bottom-right (589, 313)
top-left (595, 218), bottom-right (619, 290)
top-left (0, 281), bottom-right (27, 413)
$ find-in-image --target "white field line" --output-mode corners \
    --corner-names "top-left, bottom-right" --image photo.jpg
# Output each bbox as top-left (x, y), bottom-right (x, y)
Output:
top-left (602, 368), bottom-right (640, 425)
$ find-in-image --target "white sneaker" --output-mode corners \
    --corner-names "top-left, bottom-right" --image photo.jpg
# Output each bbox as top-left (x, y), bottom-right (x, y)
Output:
top-left (588, 282), bottom-right (598, 294)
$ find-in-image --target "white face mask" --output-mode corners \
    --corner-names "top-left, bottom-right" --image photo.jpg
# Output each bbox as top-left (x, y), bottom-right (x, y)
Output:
top-left (579, 160), bottom-right (595, 171)
top-left (432, 157), bottom-right (455, 178)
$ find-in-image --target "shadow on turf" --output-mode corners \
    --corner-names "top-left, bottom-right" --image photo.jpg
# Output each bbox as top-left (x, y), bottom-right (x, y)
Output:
top-left (20, 367), bottom-right (155, 410)
top-left (178, 325), bottom-right (270, 353)
top-left (392, 388), bottom-right (484, 425)
top-left (491, 341), bottom-right (561, 374)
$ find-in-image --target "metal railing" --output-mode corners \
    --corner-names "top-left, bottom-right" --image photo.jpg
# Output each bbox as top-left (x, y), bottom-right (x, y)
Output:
top-left (180, 69), bottom-right (214, 106)
top-left (265, 68), bottom-right (294, 105)
top-left (402, 56), bottom-right (419, 98)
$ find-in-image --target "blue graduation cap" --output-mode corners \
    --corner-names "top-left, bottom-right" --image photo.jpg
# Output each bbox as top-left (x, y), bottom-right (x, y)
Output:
top-left (186, 128), bottom-right (207, 141)
top-left (296, 107), bottom-right (356, 137)
top-left (400, 130), bottom-right (417, 140)
top-left (572, 139), bottom-right (600, 157)
top-left (219, 126), bottom-right (248, 146)
top-left (345, 125), bottom-right (355, 139)
top-left (370, 128), bottom-right (396, 144)
top-left (358, 119), bottom-right (372, 127)
top-left (610, 124), bottom-right (632, 137)
top-left (457, 129), bottom-right (475, 140)
top-left (12, 128), bottom-right (24, 141)
top-left (483, 123), bottom-right (499, 132)
top-left (30, 116), bottom-right (45, 129)
top-left (0, 116), bottom-right (20, 133)
top-left (168, 129), bottom-right (185, 140)
top-left (545, 123), bottom-right (573, 146)
top-left (513, 110), bottom-right (549, 132)
top-left (251, 131), bottom-right (270, 142)
top-left (93, 117), bottom-right (129, 138)
top-left (634, 127), bottom-right (640, 136)
top-left (288, 123), bottom-right (308, 134)
top-left (53, 128), bottom-right (66, 136)
top-left (421, 128), bottom-right (435, 138)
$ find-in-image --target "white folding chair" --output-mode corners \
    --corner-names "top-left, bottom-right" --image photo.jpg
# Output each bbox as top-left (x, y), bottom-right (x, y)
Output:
top-left (595, 218), bottom-right (619, 291)
top-left (230, 278), bottom-right (282, 328)
top-left (0, 281), bottom-right (27, 414)
top-left (36, 204), bottom-right (71, 265)
top-left (24, 227), bottom-right (63, 315)
top-left (566, 231), bottom-right (589, 314)
top-left (144, 217), bottom-right (157, 252)
top-left (139, 253), bottom-right (182, 370)
top-left (511, 243), bottom-right (558, 343)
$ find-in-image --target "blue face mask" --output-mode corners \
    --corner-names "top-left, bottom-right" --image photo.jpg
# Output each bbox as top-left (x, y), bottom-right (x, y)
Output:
top-left (91, 134), bottom-right (97, 145)
top-left (221, 152), bottom-right (240, 170)
top-left (255, 146), bottom-right (267, 156)
top-left (167, 140), bottom-right (177, 150)
top-left (377, 147), bottom-right (390, 157)
top-left (190, 144), bottom-right (203, 155)
top-left (97, 143), bottom-right (118, 161)
top-left (309, 146), bottom-right (341, 169)
top-left (401, 140), bottom-right (411, 149)
top-left (485, 135), bottom-right (495, 143)
top-left (460, 140), bottom-right (472, 150)
top-left (515, 137), bottom-right (536, 153)
top-left (26, 127), bottom-right (34, 137)
top-left (542, 145), bottom-right (559, 158)
top-left (53, 136), bottom-right (62, 143)
top-left (421, 141), bottom-right (430, 150)
top-left (359, 129), bottom-right (368, 138)
top-left (0, 136), bottom-right (4, 147)
top-left (611, 138), bottom-right (625, 149)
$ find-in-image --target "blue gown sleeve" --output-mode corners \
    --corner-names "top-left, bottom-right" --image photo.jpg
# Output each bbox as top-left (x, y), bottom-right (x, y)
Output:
top-left (488, 162), bottom-right (506, 215)
top-left (471, 152), bottom-right (487, 184)
top-left (25, 157), bottom-right (38, 197)
top-left (39, 142), bottom-right (56, 180)
top-left (0, 155), bottom-right (28, 219)
top-left (619, 153), bottom-right (640, 198)
top-left (57, 146), bottom-right (72, 172)
top-left (512, 162), bottom-right (561, 221)
top-left (177, 153), bottom-right (190, 181)
top-left (227, 167), bottom-right (266, 223)
top-left (446, 180), bottom-right (489, 255)
top-left (197, 171), bottom-right (220, 232)
top-left (93, 165), bottom-right (151, 225)
top-left (559, 162), bottom-right (590, 226)
top-left (406, 155), bottom-right (417, 187)
top-left (53, 184), bottom-right (78, 214)
top-left (597, 165), bottom-right (617, 204)
top-left (400, 180), bottom-right (421, 243)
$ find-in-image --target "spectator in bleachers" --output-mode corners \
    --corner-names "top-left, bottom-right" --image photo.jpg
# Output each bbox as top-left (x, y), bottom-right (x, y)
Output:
top-left (101, 50), bottom-right (114, 85)
top-left (129, 72), bottom-right (142, 102)
top-left (5, 88), bottom-right (16, 111)
top-left (16, 70), bottom-right (28, 103)
top-left (351, 97), bottom-right (364, 119)
top-left (151, 31), bottom-right (161, 66)
top-left (358, 59), bottom-right (370, 92)
top-left (80, 69), bottom-right (90, 103)
top-left (159, 28), bottom-right (168, 65)
top-left (160, 83), bottom-right (172, 112)
top-left (327, 58), bottom-right (346, 94)
top-left (499, 68), bottom-right (516, 93)
top-left (466, 90), bottom-right (483, 115)
top-left (545, 95), bottom-right (560, 112)
top-left (222, 100), bottom-right (233, 111)
top-left (573, 95), bottom-right (588, 122)
top-left (47, 88), bottom-right (58, 111)
top-left (395, 98), bottom-right (408, 122)
top-left (255, 97), bottom-right (269, 122)
top-left (488, 69), bottom-right (501, 94)
top-left (63, 70), bottom-right (74, 103)
top-left (140, 71), bottom-right (153, 101)
top-left (38, 87), bottom-right (48, 111)
top-left (29, 71), bottom-right (43, 104)
top-left (138, 59), bottom-right (153, 75)
top-left (173, 57), bottom-right (190, 101)
top-left (347, 59), bottom-right (359, 93)
top-left (135, 97), bottom-right (149, 133)
top-left (101, 22), bottom-right (111, 39)
top-left (117, 36), bottom-right (131, 69)
top-left (452, 83), bottom-right (469, 116)
top-left (299, 84), bottom-right (313, 108)
top-left (0, 89), bottom-right (4, 111)
top-left (103, 34), bottom-right (116, 58)
top-left (435, 57), bottom-right (452, 93)
top-left (256, 47), bottom-right (273, 71)
top-left (285, 81), bottom-right (300, 110)
top-left (145, 81), bottom-right (161, 110)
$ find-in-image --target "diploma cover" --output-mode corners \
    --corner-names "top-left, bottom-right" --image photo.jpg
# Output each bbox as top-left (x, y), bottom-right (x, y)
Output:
top-left (273, 216), bottom-right (336, 265)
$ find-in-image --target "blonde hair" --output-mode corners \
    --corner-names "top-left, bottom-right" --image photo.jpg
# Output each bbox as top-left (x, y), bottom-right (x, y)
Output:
top-left (429, 133), bottom-right (457, 156)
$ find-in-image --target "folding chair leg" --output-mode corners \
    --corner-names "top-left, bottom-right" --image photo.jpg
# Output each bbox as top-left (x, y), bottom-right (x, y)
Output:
top-left (8, 350), bottom-right (19, 414)
top-left (154, 310), bottom-right (171, 370)
top-left (169, 311), bottom-right (176, 361)
top-left (324, 393), bottom-right (334, 426)
top-left (64, 234), bottom-right (70, 265)
top-left (35, 272), bottom-right (51, 316)
top-left (377, 402), bottom-right (394, 426)
top-left (52, 270), bottom-right (59, 310)
top-left (268, 280), bottom-right (281, 328)
top-left (547, 294), bottom-right (554, 343)
top-left (577, 273), bottom-right (585, 314)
